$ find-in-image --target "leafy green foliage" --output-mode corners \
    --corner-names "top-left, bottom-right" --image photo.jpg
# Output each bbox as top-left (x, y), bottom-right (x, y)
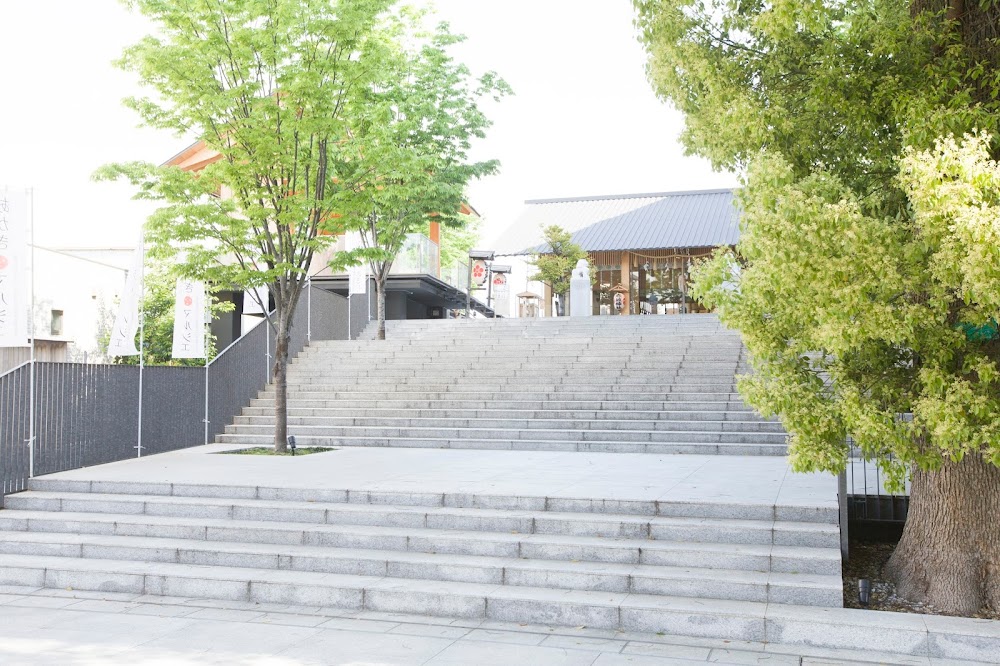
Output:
top-left (98, 0), bottom-right (397, 320)
top-left (635, 0), bottom-right (1000, 485)
top-left (325, 17), bottom-right (509, 336)
top-left (436, 213), bottom-right (482, 272)
top-left (530, 225), bottom-right (588, 297)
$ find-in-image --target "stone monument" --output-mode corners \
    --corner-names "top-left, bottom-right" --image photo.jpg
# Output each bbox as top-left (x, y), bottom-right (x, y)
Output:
top-left (569, 259), bottom-right (592, 317)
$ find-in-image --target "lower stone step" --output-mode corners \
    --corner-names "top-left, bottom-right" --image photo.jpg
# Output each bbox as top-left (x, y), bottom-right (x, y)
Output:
top-left (3, 493), bottom-right (838, 547)
top-left (0, 510), bottom-right (841, 575)
top-left (0, 532), bottom-right (841, 606)
top-left (221, 425), bottom-right (788, 445)
top-left (230, 416), bottom-right (786, 433)
top-left (0, 553), bottom-right (803, 642)
top-left (215, 434), bottom-right (787, 455)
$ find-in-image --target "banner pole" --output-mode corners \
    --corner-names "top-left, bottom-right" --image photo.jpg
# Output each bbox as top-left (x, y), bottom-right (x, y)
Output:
top-left (307, 276), bottom-right (312, 344)
top-left (136, 228), bottom-right (145, 458)
top-left (27, 187), bottom-right (35, 478)
top-left (204, 283), bottom-right (210, 445)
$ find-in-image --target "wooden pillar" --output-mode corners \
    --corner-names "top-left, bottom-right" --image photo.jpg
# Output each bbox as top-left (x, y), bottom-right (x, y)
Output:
top-left (543, 282), bottom-right (553, 317)
top-left (620, 251), bottom-right (631, 315)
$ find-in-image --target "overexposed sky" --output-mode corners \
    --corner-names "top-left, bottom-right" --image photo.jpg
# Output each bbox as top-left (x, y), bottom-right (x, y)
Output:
top-left (0, 0), bottom-right (737, 249)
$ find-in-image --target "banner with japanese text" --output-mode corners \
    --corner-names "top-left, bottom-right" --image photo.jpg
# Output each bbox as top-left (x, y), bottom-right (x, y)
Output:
top-left (0, 189), bottom-right (29, 348)
top-left (171, 279), bottom-right (206, 359)
top-left (107, 244), bottom-right (144, 356)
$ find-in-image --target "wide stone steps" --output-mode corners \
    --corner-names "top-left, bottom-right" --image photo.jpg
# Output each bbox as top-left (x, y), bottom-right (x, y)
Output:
top-left (239, 407), bottom-right (776, 422)
top-left (0, 484), bottom-right (840, 613)
top-left (261, 380), bottom-right (739, 400)
top-left (1, 491), bottom-right (829, 540)
top-left (0, 551), bottom-right (812, 640)
top-left (248, 397), bottom-right (757, 412)
top-left (231, 416), bottom-right (784, 432)
top-left (0, 532), bottom-right (839, 606)
top-left (286, 369), bottom-right (747, 380)
top-left (215, 435), bottom-right (785, 455)
top-left (221, 424), bottom-right (787, 445)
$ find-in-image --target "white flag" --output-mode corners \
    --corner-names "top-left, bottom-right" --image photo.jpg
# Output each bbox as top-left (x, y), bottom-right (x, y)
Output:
top-left (107, 243), bottom-right (144, 356)
top-left (171, 279), bottom-right (206, 359)
top-left (346, 231), bottom-right (367, 295)
top-left (0, 190), bottom-right (29, 347)
top-left (243, 285), bottom-right (269, 315)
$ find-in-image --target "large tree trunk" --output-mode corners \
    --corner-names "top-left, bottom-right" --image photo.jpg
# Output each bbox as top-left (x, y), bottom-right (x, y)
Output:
top-left (884, 454), bottom-right (1000, 614)
top-left (376, 277), bottom-right (387, 341)
top-left (272, 310), bottom-right (291, 453)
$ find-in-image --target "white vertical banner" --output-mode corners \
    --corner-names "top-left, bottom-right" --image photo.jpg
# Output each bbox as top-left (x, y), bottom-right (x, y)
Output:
top-left (0, 189), bottom-right (29, 347)
top-left (107, 243), bottom-right (144, 356)
top-left (243, 285), bottom-right (268, 314)
top-left (346, 230), bottom-right (367, 295)
top-left (493, 273), bottom-right (510, 317)
top-left (171, 279), bottom-right (206, 358)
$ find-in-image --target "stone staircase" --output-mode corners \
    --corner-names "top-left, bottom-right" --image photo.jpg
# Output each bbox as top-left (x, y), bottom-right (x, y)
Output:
top-left (0, 315), bottom-right (844, 643)
top-left (222, 315), bottom-right (787, 455)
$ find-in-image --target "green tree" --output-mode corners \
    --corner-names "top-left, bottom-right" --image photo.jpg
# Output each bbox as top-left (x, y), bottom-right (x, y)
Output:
top-left (436, 212), bottom-right (482, 272)
top-left (530, 225), bottom-right (587, 316)
top-left (634, 0), bottom-right (1000, 612)
top-left (330, 20), bottom-right (509, 339)
top-left (97, 0), bottom-right (396, 451)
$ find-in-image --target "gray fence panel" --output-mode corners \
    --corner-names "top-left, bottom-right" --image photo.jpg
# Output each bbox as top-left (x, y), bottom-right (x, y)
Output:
top-left (207, 318), bottom-right (269, 445)
top-left (309, 286), bottom-right (349, 343)
top-left (142, 366), bottom-right (206, 454)
top-left (0, 364), bottom-right (31, 497)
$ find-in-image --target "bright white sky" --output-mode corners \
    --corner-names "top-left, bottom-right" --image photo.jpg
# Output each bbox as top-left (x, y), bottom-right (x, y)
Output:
top-left (0, 0), bottom-right (737, 250)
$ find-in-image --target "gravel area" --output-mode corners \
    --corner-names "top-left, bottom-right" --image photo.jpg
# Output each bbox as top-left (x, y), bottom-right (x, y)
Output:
top-left (843, 539), bottom-right (1000, 619)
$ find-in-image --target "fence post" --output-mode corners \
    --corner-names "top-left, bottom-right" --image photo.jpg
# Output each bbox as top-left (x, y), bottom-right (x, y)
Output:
top-left (838, 469), bottom-right (849, 562)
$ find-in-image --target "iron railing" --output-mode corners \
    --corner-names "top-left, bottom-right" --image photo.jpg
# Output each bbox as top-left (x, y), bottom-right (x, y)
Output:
top-left (1, 286), bottom-right (347, 500)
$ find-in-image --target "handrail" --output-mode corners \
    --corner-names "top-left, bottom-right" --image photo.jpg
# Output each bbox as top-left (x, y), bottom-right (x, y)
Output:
top-left (0, 359), bottom-right (32, 381)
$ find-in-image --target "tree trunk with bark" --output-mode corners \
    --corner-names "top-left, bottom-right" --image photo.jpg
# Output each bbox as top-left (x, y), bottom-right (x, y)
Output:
top-left (375, 277), bottom-right (387, 340)
top-left (272, 308), bottom-right (292, 453)
top-left (885, 454), bottom-right (1000, 614)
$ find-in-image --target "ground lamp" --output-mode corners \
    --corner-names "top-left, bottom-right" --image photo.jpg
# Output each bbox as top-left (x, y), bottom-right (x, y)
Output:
top-left (466, 250), bottom-right (495, 317)
top-left (287, 435), bottom-right (297, 456)
top-left (858, 578), bottom-right (871, 606)
top-left (487, 264), bottom-right (511, 318)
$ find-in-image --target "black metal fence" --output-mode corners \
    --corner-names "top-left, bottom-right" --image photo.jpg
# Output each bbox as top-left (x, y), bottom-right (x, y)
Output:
top-left (1, 286), bottom-right (347, 500)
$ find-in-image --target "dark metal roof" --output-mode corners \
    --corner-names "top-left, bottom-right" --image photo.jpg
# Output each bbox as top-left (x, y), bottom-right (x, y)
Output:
top-left (494, 189), bottom-right (740, 256)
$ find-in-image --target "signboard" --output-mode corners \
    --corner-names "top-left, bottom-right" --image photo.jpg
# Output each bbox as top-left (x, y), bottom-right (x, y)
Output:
top-left (171, 279), bottom-right (206, 358)
top-left (472, 259), bottom-right (488, 286)
top-left (0, 190), bottom-right (28, 347)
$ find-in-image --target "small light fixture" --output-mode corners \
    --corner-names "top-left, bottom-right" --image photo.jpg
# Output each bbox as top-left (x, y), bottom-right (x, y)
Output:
top-left (287, 435), bottom-right (297, 456)
top-left (858, 578), bottom-right (871, 606)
